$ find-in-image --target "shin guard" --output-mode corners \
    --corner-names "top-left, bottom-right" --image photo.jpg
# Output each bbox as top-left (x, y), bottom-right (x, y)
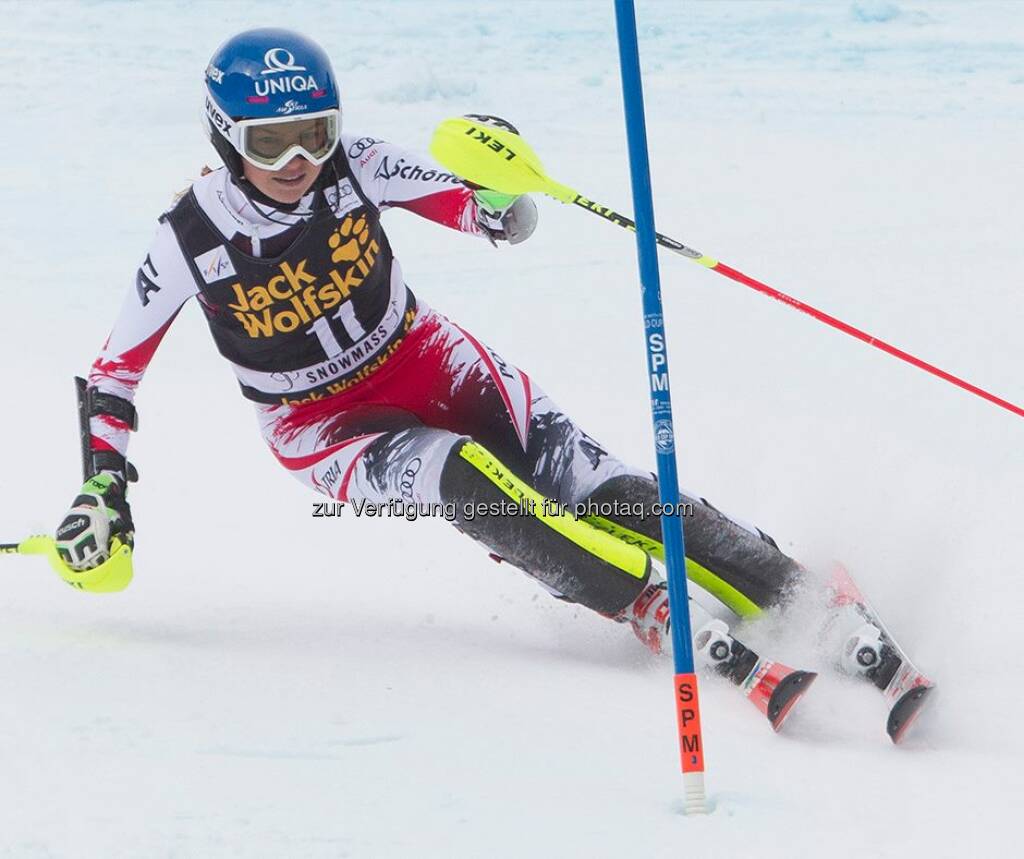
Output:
top-left (440, 440), bottom-right (651, 615)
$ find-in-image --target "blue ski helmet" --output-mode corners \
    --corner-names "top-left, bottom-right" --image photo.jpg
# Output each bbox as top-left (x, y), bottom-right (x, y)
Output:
top-left (203, 28), bottom-right (341, 179)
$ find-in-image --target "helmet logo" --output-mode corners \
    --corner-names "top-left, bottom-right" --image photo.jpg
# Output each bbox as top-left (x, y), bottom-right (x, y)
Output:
top-left (254, 74), bottom-right (320, 98)
top-left (205, 96), bottom-right (232, 136)
top-left (262, 48), bottom-right (307, 75)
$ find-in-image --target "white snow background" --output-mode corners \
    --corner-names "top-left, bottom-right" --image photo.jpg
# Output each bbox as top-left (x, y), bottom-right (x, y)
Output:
top-left (1, 1), bottom-right (1021, 856)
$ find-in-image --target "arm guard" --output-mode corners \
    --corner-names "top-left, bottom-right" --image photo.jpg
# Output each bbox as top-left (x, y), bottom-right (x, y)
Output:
top-left (75, 376), bottom-right (139, 483)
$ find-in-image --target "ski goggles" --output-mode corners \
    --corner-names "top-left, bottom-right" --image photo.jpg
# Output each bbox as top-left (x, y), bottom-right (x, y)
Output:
top-left (232, 109), bottom-right (341, 172)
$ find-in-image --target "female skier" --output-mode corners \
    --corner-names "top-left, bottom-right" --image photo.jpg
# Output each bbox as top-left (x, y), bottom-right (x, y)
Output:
top-left (54, 28), bottom-right (822, 713)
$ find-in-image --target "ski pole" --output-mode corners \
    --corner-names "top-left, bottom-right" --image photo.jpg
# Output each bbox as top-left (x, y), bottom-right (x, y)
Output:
top-left (614, 0), bottom-right (707, 814)
top-left (429, 126), bottom-right (1024, 422)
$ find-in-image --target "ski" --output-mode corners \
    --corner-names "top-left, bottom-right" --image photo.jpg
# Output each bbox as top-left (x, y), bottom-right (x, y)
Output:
top-left (626, 579), bottom-right (818, 733)
top-left (744, 659), bottom-right (818, 733)
top-left (827, 565), bottom-right (935, 744)
top-left (696, 620), bottom-right (817, 732)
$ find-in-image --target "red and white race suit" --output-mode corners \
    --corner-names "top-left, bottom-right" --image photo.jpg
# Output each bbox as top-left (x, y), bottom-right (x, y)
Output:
top-left (85, 134), bottom-right (802, 618)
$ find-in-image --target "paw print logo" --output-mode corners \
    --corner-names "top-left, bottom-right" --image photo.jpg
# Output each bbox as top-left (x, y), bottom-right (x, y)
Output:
top-left (329, 215), bottom-right (370, 263)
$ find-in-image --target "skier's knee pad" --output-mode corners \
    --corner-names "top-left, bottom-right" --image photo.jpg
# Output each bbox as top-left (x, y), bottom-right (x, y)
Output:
top-left (439, 440), bottom-right (650, 615)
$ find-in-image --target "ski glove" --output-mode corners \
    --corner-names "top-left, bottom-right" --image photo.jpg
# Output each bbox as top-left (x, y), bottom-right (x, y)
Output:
top-left (55, 471), bottom-right (134, 571)
top-left (461, 114), bottom-right (538, 245)
top-left (473, 188), bottom-right (538, 245)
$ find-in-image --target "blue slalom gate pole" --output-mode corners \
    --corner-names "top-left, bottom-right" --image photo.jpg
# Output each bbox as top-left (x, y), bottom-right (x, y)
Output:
top-left (613, 0), bottom-right (708, 813)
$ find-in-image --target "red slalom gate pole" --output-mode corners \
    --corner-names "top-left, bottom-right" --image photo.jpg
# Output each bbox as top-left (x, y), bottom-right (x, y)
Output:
top-left (569, 198), bottom-right (1024, 421)
top-left (711, 261), bottom-right (1024, 419)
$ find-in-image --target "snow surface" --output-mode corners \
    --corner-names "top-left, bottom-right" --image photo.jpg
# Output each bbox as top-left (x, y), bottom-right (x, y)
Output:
top-left (1, 1), bottom-right (1022, 856)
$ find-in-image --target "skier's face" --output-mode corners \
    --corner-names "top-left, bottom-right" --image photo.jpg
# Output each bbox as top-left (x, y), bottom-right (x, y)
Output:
top-left (243, 155), bottom-right (323, 204)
